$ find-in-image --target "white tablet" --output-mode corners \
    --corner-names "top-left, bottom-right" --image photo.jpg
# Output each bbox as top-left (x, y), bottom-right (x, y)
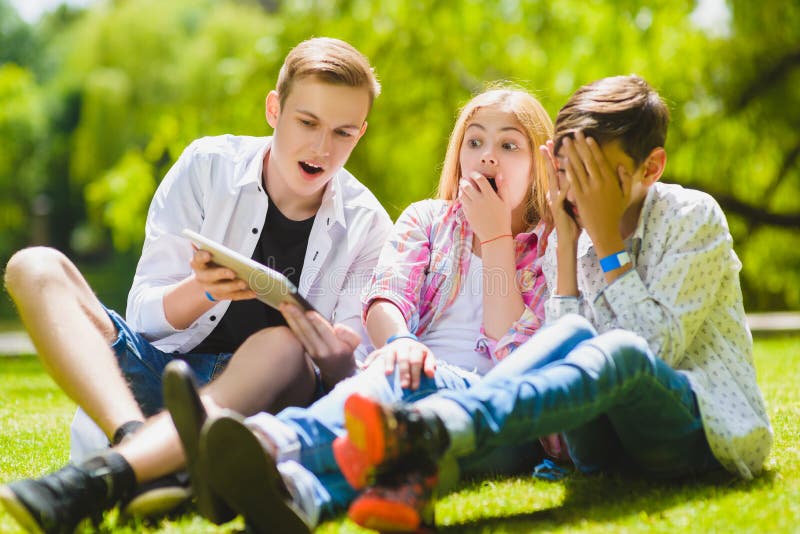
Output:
top-left (182, 229), bottom-right (316, 312)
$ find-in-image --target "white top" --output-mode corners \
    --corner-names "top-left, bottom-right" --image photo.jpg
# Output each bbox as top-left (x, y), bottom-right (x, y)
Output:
top-left (422, 254), bottom-right (493, 375)
top-left (125, 135), bottom-right (393, 359)
top-left (544, 182), bottom-right (772, 479)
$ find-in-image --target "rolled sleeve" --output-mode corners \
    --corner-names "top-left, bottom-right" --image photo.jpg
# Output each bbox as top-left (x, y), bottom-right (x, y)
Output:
top-left (488, 305), bottom-right (545, 360)
top-left (132, 285), bottom-right (181, 340)
top-left (362, 203), bottom-right (434, 329)
top-left (545, 295), bottom-right (581, 322)
top-left (597, 269), bottom-right (648, 318)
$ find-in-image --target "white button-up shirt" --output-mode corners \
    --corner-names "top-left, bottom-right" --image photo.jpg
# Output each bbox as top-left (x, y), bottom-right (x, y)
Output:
top-left (544, 182), bottom-right (772, 479)
top-left (125, 135), bottom-right (392, 359)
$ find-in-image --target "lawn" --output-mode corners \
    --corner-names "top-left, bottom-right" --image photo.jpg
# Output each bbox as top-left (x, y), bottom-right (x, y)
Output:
top-left (1, 336), bottom-right (798, 533)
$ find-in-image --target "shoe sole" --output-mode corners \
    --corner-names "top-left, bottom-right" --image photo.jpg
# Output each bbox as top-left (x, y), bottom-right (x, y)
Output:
top-left (348, 493), bottom-right (421, 533)
top-left (202, 414), bottom-right (311, 534)
top-left (163, 360), bottom-right (234, 524)
top-left (121, 485), bottom-right (192, 518)
top-left (332, 436), bottom-right (372, 489)
top-left (0, 485), bottom-right (45, 534)
top-left (339, 394), bottom-right (393, 487)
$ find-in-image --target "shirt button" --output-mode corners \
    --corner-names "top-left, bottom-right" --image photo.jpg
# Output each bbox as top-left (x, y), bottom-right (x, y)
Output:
top-left (210, 315), bottom-right (217, 321)
top-left (251, 228), bottom-right (258, 234)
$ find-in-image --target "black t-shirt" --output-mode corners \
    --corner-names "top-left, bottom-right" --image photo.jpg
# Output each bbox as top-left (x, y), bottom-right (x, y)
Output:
top-left (189, 199), bottom-right (315, 354)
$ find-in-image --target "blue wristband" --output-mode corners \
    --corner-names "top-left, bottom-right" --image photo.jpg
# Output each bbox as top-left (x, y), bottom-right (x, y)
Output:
top-left (204, 291), bottom-right (216, 302)
top-left (599, 250), bottom-right (631, 273)
top-left (386, 332), bottom-right (418, 345)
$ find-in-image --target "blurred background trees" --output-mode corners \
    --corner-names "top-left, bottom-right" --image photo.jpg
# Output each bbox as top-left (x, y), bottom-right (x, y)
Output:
top-left (0, 0), bottom-right (797, 315)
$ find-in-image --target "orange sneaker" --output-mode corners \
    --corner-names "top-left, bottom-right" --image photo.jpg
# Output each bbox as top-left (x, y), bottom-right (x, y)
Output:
top-left (348, 469), bottom-right (438, 533)
top-left (334, 393), bottom-right (449, 490)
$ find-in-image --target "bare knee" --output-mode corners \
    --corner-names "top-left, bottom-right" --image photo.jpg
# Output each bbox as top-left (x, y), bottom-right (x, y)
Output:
top-left (4, 247), bottom-right (74, 298)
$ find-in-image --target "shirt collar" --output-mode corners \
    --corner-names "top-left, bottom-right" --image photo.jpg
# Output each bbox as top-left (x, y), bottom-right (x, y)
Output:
top-left (233, 137), bottom-right (272, 189)
top-left (317, 169), bottom-right (348, 230)
top-left (234, 136), bottom-right (347, 230)
top-left (631, 182), bottom-right (660, 242)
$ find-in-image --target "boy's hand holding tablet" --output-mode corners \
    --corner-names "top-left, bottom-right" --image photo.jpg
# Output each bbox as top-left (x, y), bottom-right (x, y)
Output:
top-left (182, 229), bottom-right (316, 312)
top-left (183, 229), bottom-right (359, 385)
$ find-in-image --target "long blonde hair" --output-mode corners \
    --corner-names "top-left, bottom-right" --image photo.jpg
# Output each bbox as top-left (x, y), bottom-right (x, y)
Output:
top-left (437, 87), bottom-right (554, 228)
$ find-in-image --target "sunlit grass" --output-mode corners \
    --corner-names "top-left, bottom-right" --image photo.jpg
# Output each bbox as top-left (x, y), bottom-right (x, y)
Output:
top-left (1, 336), bottom-right (798, 533)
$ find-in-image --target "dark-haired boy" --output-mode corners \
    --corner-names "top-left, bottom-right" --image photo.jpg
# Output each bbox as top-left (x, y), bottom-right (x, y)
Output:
top-left (335, 75), bottom-right (772, 532)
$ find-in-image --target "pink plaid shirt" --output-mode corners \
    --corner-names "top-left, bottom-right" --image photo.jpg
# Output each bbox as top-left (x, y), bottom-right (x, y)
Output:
top-left (363, 199), bottom-right (550, 362)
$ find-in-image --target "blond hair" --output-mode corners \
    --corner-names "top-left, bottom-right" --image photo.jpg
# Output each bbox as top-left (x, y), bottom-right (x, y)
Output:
top-left (277, 37), bottom-right (381, 109)
top-left (437, 87), bottom-right (554, 228)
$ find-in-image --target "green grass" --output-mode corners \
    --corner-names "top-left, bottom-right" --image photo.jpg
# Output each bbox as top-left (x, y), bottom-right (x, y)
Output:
top-left (1, 336), bottom-right (798, 533)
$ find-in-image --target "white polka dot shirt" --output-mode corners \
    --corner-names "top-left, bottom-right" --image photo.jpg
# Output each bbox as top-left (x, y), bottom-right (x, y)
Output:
top-left (543, 182), bottom-right (772, 479)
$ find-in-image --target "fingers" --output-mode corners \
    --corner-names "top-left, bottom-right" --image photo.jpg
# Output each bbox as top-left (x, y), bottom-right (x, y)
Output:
top-left (562, 137), bottom-right (588, 195)
top-left (617, 164), bottom-right (634, 201)
top-left (469, 172), bottom-right (498, 196)
top-left (397, 348), bottom-right (412, 387)
top-left (191, 249), bottom-right (249, 301)
top-left (459, 171), bottom-right (498, 202)
top-left (571, 132), bottom-right (602, 185)
top-left (201, 278), bottom-right (251, 302)
top-left (362, 348), bottom-right (380, 368)
top-left (402, 345), bottom-right (429, 390)
top-left (540, 145), bottom-right (559, 203)
top-left (422, 351), bottom-right (437, 378)
top-left (458, 177), bottom-right (478, 202)
top-left (333, 323), bottom-right (362, 352)
top-left (282, 305), bottom-right (337, 357)
top-left (382, 340), bottom-right (431, 389)
top-left (384, 346), bottom-right (397, 374)
top-left (281, 304), bottom-right (316, 353)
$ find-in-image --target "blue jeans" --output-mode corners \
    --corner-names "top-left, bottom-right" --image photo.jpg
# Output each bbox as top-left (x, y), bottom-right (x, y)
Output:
top-left (271, 359), bottom-right (540, 519)
top-left (440, 314), bottom-right (721, 478)
top-left (105, 308), bottom-right (232, 416)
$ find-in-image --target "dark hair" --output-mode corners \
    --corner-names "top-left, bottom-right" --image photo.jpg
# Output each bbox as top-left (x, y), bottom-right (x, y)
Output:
top-left (553, 75), bottom-right (669, 166)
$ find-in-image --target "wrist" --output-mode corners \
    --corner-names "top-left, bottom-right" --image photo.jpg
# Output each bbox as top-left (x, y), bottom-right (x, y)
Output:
top-left (590, 232), bottom-right (625, 259)
top-left (480, 233), bottom-right (513, 247)
top-left (599, 250), bottom-right (631, 273)
top-left (386, 332), bottom-right (418, 345)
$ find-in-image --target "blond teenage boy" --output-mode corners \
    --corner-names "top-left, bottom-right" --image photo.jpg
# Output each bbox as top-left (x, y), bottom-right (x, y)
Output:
top-left (0, 37), bottom-right (391, 533)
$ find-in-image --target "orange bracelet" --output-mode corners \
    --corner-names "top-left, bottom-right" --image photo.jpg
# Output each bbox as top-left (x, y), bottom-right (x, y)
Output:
top-left (480, 233), bottom-right (513, 246)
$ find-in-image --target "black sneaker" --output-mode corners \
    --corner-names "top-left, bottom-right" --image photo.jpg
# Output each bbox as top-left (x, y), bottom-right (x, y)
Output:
top-left (120, 471), bottom-right (192, 518)
top-left (333, 392), bottom-right (449, 489)
top-left (0, 452), bottom-right (135, 534)
top-left (201, 413), bottom-right (313, 534)
top-left (162, 359), bottom-right (235, 524)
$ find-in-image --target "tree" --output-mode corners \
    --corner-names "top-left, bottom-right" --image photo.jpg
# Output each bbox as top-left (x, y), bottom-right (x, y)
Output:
top-left (0, 0), bottom-right (797, 310)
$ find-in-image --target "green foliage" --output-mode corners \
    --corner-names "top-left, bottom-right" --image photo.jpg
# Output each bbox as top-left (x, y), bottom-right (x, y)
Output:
top-left (2, 335), bottom-right (798, 532)
top-left (0, 0), bottom-right (798, 309)
top-left (0, 62), bottom-right (47, 256)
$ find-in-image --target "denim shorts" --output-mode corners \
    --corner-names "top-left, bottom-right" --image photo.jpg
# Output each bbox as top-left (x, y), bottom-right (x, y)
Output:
top-left (105, 307), bottom-right (233, 416)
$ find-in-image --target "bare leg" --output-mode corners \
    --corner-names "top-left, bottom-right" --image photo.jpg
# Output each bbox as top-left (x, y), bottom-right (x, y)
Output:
top-left (119, 326), bottom-right (317, 482)
top-left (4, 247), bottom-right (143, 438)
